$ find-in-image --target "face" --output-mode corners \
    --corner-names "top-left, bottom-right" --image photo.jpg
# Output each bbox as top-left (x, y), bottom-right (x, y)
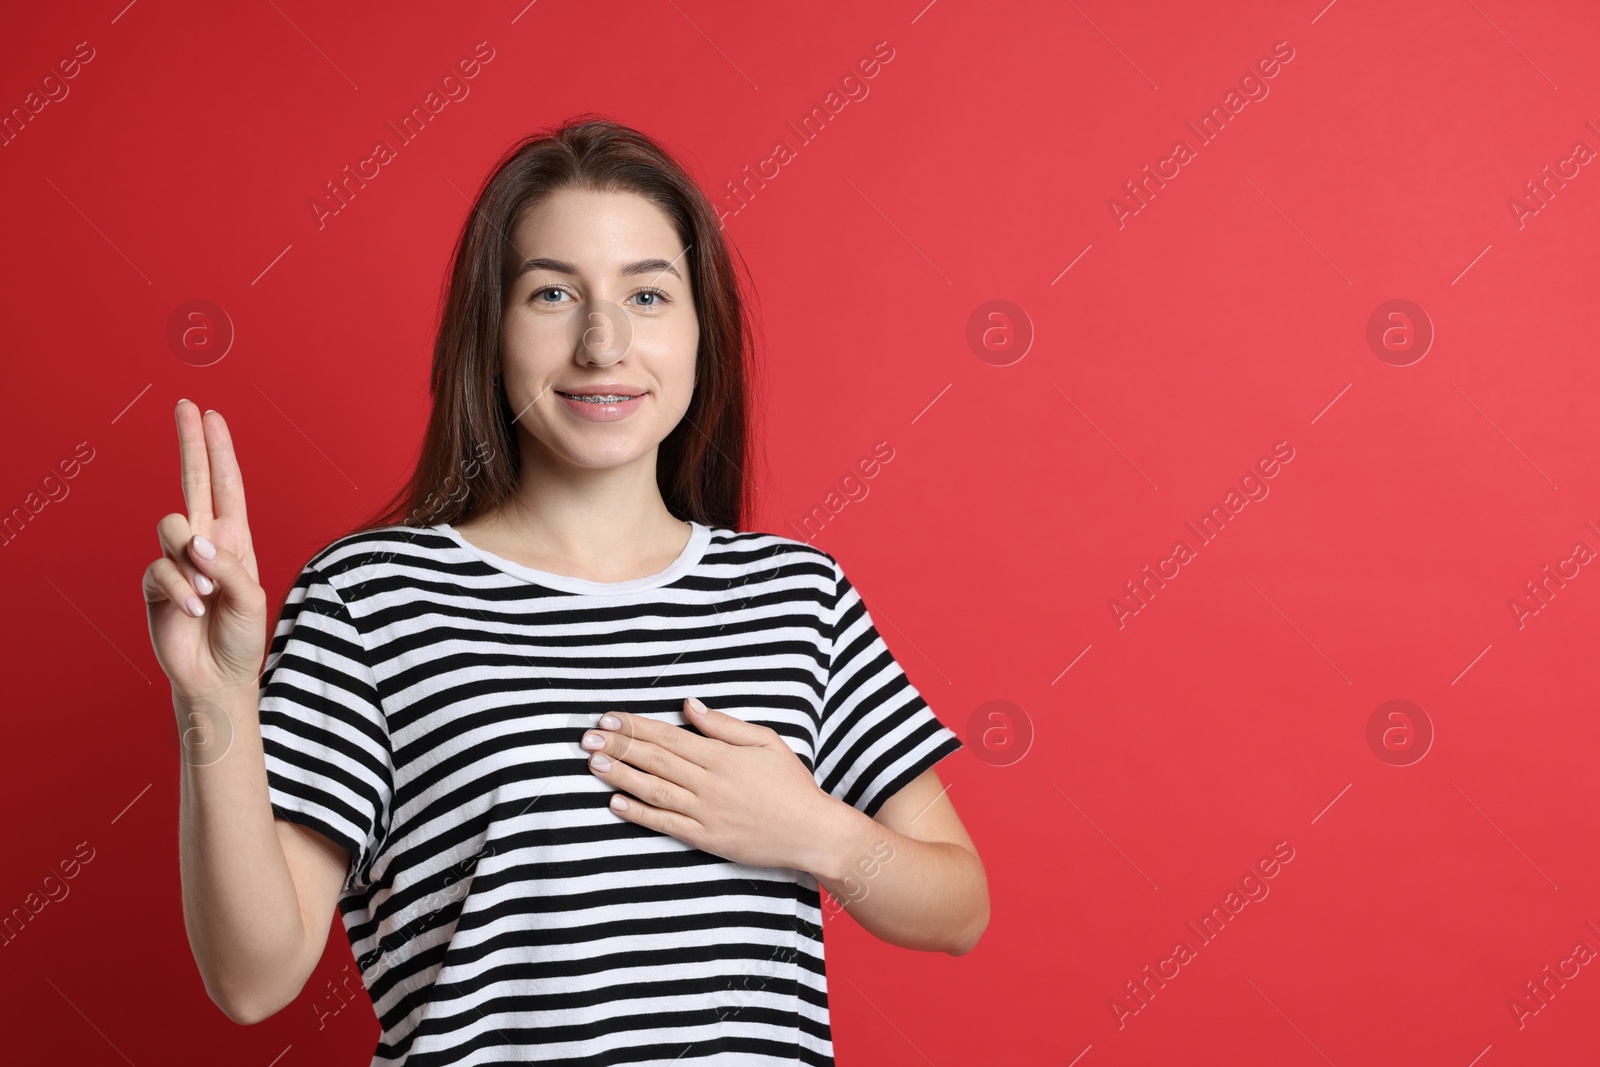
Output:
top-left (499, 187), bottom-right (698, 472)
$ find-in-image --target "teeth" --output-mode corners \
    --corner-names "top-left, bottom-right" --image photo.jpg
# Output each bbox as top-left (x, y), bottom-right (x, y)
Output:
top-left (561, 392), bottom-right (635, 403)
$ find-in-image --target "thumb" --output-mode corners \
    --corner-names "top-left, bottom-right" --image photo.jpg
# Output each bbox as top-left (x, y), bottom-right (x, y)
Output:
top-left (684, 697), bottom-right (764, 744)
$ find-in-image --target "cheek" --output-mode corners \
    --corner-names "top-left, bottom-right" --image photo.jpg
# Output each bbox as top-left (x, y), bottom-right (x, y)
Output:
top-left (501, 318), bottom-right (567, 378)
top-left (505, 309), bottom-right (559, 346)
top-left (666, 321), bottom-right (700, 386)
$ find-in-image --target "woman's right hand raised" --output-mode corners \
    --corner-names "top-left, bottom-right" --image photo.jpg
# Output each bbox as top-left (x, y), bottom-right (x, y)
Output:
top-left (144, 401), bottom-right (269, 703)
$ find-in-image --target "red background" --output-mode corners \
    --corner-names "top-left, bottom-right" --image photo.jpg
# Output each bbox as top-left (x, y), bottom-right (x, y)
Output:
top-left (4, 1), bottom-right (1598, 1063)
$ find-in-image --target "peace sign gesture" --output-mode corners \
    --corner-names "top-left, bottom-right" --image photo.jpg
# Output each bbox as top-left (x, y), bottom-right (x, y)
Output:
top-left (143, 400), bottom-right (268, 703)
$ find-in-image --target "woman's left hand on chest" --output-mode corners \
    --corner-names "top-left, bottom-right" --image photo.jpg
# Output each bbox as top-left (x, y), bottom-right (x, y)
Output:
top-left (581, 697), bottom-right (847, 873)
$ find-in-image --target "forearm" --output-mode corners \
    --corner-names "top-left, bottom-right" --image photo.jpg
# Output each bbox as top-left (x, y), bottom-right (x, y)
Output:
top-left (177, 684), bottom-right (308, 1019)
top-left (804, 799), bottom-right (988, 955)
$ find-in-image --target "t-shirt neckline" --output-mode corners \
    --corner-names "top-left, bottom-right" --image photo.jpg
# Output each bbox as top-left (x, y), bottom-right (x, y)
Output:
top-left (432, 520), bottom-right (711, 595)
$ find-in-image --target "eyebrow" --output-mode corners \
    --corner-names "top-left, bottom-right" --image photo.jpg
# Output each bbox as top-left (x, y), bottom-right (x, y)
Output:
top-left (514, 256), bottom-right (682, 281)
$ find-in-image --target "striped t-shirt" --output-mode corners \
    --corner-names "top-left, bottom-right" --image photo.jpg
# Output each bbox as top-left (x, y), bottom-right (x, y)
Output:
top-left (258, 519), bottom-right (963, 1066)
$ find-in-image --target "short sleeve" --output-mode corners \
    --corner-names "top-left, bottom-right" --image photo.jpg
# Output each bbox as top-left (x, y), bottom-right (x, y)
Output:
top-left (815, 555), bottom-right (963, 819)
top-left (258, 561), bottom-right (394, 894)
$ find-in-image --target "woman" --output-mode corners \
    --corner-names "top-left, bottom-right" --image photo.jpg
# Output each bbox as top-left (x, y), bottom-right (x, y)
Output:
top-left (146, 115), bottom-right (987, 1066)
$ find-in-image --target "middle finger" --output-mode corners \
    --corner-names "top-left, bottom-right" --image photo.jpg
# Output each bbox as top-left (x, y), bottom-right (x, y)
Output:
top-left (587, 749), bottom-right (697, 815)
top-left (176, 399), bottom-right (215, 526)
top-left (583, 729), bottom-right (699, 786)
top-left (599, 711), bottom-right (716, 768)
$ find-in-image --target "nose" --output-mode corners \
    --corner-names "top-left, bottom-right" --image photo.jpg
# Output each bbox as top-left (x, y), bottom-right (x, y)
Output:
top-left (571, 297), bottom-right (633, 367)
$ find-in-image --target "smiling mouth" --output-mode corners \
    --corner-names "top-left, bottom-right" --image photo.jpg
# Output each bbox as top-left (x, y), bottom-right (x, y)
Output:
top-left (556, 391), bottom-right (641, 404)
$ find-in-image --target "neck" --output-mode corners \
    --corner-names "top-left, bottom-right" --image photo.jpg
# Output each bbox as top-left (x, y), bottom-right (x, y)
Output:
top-left (460, 435), bottom-right (689, 578)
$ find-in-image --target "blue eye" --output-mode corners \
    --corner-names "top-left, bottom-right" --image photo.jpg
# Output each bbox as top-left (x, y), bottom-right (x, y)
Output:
top-left (527, 286), bottom-right (670, 306)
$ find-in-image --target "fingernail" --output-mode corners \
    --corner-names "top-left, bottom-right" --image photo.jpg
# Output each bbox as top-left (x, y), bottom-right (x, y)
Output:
top-left (185, 596), bottom-right (205, 617)
top-left (583, 732), bottom-right (606, 750)
top-left (193, 535), bottom-right (216, 560)
top-left (687, 697), bottom-right (707, 715)
top-left (610, 794), bottom-right (629, 811)
top-left (599, 714), bottom-right (621, 730)
top-left (590, 753), bottom-right (612, 771)
top-left (176, 398), bottom-right (188, 410)
top-left (194, 573), bottom-right (214, 595)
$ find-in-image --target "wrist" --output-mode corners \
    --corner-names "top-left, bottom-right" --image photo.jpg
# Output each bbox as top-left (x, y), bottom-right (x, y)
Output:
top-left (173, 680), bottom-right (259, 711)
top-left (797, 791), bottom-right (881, 884)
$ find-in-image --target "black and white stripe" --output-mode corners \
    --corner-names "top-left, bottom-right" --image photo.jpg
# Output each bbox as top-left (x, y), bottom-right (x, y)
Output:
top-left (259, 521), bottom-right (963, 1066)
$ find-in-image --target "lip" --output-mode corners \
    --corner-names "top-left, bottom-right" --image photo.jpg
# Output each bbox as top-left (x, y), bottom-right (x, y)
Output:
top-left (555, 388), bottom-right (646, 422)
top-left (554, 384), bottom-right (646, 397)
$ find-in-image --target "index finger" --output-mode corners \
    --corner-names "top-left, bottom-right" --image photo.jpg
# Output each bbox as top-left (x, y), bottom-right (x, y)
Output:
top-left (608, 711), bottom-right (713, 767)
top-left (202, 408), bottom-right (250, 526)
top-left (176, 399), bottom-right (213, 526)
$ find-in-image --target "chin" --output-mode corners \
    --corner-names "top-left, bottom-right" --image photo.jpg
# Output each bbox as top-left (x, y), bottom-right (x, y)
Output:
top-left (554, 441), bottom-right (657, 469)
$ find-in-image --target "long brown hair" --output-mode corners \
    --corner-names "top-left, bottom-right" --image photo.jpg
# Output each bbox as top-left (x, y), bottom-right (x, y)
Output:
top-left (354, 114), bottom-right (762, 536)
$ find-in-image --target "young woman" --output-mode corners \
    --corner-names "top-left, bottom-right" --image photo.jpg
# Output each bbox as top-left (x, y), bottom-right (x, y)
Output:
top-left (146, 116), bottom-right (987, 1066)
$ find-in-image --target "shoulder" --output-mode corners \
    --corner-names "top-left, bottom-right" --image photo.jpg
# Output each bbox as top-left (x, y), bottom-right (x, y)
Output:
top-left (698, 528), bottom-right (852, 632)
top-left (294, 523), bottom-right (458, 595)
top-left (702, 525), bottom-right (840, 577)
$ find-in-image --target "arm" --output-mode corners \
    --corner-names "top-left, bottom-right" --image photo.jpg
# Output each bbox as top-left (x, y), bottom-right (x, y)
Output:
top-left (579, 701), bottom-right (987, 956)
top-left (147, 404), bottom-right (350, 1024)
top-left (808, 767), bottom-right (989, 956)
top-left (177, 682), bottom-right (350, 1023)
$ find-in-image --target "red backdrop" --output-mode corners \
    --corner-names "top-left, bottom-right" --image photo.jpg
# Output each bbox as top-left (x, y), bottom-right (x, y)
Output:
top-left (4, 1), bottom-right (1598, 1063)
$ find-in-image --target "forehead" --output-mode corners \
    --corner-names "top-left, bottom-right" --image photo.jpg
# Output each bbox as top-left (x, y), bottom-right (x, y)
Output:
top-left (511, 187), bottom-right (683, 265)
